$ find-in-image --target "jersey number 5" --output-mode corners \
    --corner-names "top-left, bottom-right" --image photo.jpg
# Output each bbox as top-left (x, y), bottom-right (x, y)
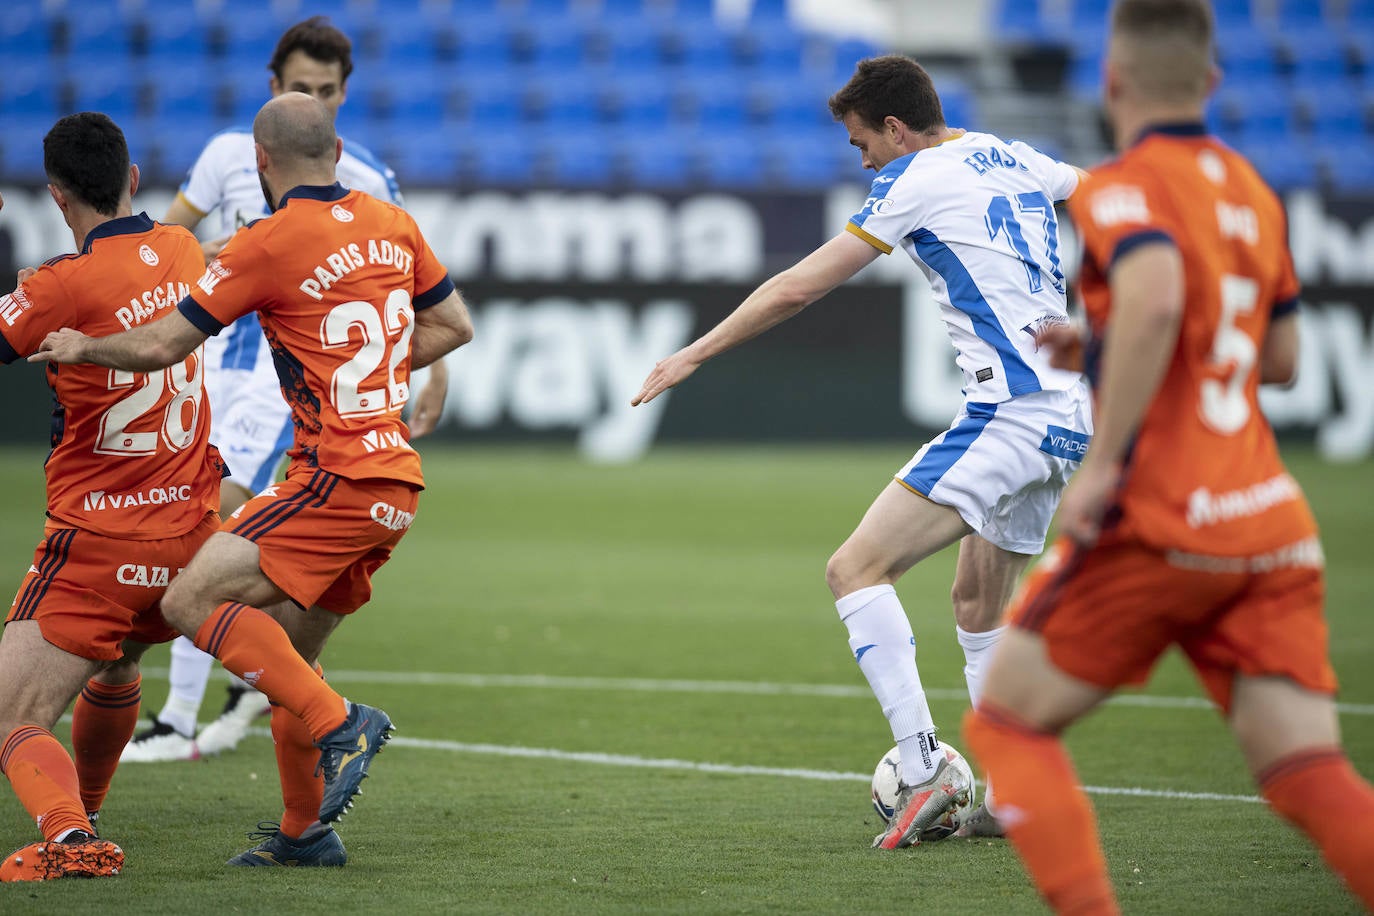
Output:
top-left (95, 351), bottom-right (205, 456)
top-left (322, 290), bottom-right (416, 419)
top-left (1200, 274), bottom-right (1260, 435)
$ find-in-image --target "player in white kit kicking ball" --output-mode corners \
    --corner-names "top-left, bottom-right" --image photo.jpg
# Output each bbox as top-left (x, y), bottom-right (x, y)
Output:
top-left (122, 16), bottom-right (449, 764)
top-left (633, 55), bottom-right (1092, 848)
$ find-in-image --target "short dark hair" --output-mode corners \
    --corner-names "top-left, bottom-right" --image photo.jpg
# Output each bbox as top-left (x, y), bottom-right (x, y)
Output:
top-left (269, 15), bottom-right (354, 84)
top-left (828, 55), bottom-right (945, 133)
top-left (1110, 0), bottom-right (1213, 102)
top-left (43, 112), bottom-right (130, 216)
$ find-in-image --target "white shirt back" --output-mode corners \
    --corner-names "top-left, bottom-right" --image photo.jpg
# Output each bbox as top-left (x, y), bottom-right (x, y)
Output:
top-left (178, 127), bottom-right (402, 237)
top-left (847, 131), bottom-right (1081, 402)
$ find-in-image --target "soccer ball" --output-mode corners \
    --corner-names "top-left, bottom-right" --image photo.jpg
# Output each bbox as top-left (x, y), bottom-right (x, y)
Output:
top-left (871, 742), bottom-right (977, 841)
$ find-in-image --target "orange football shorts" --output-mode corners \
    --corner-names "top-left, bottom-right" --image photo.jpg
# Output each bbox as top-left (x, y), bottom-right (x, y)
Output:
top-left (1007, 533), bottom-right (1334, 712)
top-left (8, 512), bottom-right (219, 660)
top-left (225, 467), bottom-right (420, 615)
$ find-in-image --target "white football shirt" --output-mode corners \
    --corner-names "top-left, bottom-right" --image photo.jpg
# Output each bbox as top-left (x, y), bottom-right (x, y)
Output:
top-left (847, 131), bottom-right (1081, 402)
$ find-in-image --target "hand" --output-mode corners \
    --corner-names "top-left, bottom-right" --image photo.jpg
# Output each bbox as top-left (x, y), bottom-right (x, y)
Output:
top-left (201, 235), bottom-right (231, 262)
top-left (28, 327), bottom-right (92, 364)
top-left (407, 365), bottom-right (448, 438)
top-left (1037, 322), bottom-right (1084, 372)
top-left (1056, 459), bottom-right (1120, 546)
top-left (632, 349), bottom-right (700, 406)
top-left (17, 267), bottom-right (36, 285)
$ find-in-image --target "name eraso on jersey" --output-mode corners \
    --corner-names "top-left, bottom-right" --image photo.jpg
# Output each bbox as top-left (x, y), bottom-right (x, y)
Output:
top-left (112, 282), bottom-right (193, 330)
top-left (961, 147), bottom-right (1032, 176)
top-left (298, 238), bottom-right (415, 301)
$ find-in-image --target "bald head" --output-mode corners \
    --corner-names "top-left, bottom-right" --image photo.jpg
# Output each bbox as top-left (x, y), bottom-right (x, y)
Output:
top-left (254, 91), bottom-right (337, 164)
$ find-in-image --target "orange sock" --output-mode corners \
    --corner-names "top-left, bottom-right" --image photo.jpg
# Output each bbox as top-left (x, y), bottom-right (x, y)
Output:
top-left (965, 706), bottom-right (1119, 916)
top-left (194, 602), bottom-right (346, 740)
top-left (1260, 748), bottom-right (1374, 908)
top-left (273, 663), bottom-right (326, 838)
top-left (70, 676), bottom-right (142, 817)
top-left (1, 726), bottom-right (94, 842)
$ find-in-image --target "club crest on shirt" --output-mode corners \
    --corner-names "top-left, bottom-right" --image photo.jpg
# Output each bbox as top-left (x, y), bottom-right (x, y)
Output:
top-left (331, 204), bottom-right (354, 222)
top-left (138, 244), bottom-right (160, 266)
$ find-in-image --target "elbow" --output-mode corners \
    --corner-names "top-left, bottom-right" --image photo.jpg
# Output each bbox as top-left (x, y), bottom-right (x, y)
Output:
top-left (1261, 353), bottom-right (1298, 387)
top-left (770, 272), bottom-right (818, 315)
top-left (453, 319), bottom-right (475, 349)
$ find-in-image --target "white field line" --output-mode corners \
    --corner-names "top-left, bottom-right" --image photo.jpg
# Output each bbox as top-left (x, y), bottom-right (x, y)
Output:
top-left (148, 667), bottom-right (1374, 717)
top-left (241, 728), bottom-right (1266, 805)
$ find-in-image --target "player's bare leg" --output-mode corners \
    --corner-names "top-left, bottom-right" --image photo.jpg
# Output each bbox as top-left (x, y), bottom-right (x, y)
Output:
top-left (1231, 675), bottom-right (1374, 908)
top-left (948, 535), bottom-right (1031, 834)
top-left (0, 621), bottom-right (123, 881)
top-left (827, 481), bottom-right (977, 847)
top-left (964, 628), bottom-right (1115, 914)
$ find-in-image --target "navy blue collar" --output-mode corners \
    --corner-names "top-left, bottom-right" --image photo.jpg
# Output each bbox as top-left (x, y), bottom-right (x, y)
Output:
top-left (279, 182), bottom-right (349, 205)
top-left (1134, 121), bottom-right (1208, 146)
top-left (82, 212), bottom-right (155, 254)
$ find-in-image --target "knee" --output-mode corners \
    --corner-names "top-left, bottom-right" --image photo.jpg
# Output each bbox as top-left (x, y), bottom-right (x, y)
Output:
top-left (98, 657), bottom-right (141, 686)
top-left (160, 582), bottom-right (193, 632)
top-left (825, 548), bottom-right (866, 599)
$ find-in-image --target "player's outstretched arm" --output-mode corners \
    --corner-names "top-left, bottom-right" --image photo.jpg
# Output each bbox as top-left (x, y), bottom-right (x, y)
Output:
top-left (411, 291), bottom-right (474, 370)
top-left (632, 231), bottom-right (879, 406)
top-left (29, 310), bottom-right (209, 371)
top-left (1057, 241), bottom-right (1184, 544)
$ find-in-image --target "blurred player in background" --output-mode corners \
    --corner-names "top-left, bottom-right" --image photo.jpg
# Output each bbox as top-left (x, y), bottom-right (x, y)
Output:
top-left (964, 1), bottom-right (1374, 912)
top-left (123, 15), bottom-right (450, 765)
top-left (0, 113), bottom-right (224, 880)
top-left (634, 54), bottom-right (1091, 849)
top-left (33, 92), bottom-right (474, 868)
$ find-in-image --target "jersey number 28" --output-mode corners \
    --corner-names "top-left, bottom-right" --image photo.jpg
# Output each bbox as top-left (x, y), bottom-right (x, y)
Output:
top-left (95, 351), bottom-right (204, 456)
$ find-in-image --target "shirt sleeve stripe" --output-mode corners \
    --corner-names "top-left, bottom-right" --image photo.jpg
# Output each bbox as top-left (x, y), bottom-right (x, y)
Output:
top-left (1107, 229), bottom-right (1175, 270)
top-left (1271, 295), bottom-right (1300, 319)
top-left (0, 330), bottom-right (19, 365)
top-left (176, 295), bottom-right (227, 336)
top-left (414, 276), bottom-right (456, 311)
top-left (845, 222), bottom-right (894, 255)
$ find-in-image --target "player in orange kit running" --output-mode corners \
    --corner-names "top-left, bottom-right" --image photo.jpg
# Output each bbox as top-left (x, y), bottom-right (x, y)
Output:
top-left (962, 1), bottom-right (1374, 913)
top-left (32, 92), bottom-right (474, 866)
top-left (0, 112), bottom-right (224, 880)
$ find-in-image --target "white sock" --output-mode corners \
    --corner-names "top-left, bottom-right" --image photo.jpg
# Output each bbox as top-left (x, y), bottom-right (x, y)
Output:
top-left (837, 584), bottom-right (940, 786)
top-left (158, 635), bottom-right (215, 737)
top-left (957, 624), bottom-right (1005, 813)
top-left (956, 624), bottom-right (1004, 708)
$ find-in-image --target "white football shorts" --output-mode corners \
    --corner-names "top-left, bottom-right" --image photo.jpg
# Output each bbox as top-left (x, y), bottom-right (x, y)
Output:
top-left (896, 379), bottom-right (1093, 555)
top-left (202, 316), bottom-right (293, 494)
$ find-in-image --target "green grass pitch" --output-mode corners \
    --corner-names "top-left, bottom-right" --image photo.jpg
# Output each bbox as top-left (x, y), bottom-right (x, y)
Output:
top-left (0, 443), bottom-right (1369, 914)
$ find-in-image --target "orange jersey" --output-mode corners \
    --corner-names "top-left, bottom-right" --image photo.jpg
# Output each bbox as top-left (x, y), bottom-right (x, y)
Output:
top-left (0, 214), bottom-right (224, 539)
top-left (1068, 124), bottom-right (1316, 556)
top-left (177, 184), bottom-right (454, 487)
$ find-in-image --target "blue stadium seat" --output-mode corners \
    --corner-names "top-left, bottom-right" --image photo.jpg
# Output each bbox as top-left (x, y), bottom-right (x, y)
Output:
top-left (470, 128), bottom-right (540, 186)
top-left (1215, 24), bottom-right (1282, 82)
top-left (621, 133), bottom-right (693, 187)
top-left (67, 63), bottom-right (143, 122)
top-left (1211, 0), bottom-right (1259, 30)
top-left (749, 77), bottom-right (832, 130)
top-left (673, 0), bottom-right (717, 23)
top-left (448, 18), bottom-right (519, 75)
top-left (608, 79), bottom-right (676, 128)
top-left (769, 137), bottom-right (849, 189)
top-left (939, 78), bottom-right (976, 127)
top-left (1281, 25), bottom-right (1353, 86)
top-left (1066, 50), bottom-right (1102, 99)
top-left (150, 117), bottom-right (224, 180)
top-left (149, 69), bottom-right (214, 121)
top-left (693, 129), bottom-right (765, 187)
top-left (389, 142), bottom-right (461, 186)
top-left (1275, 0), bottom-right (1328, 31)
top-left (543, 133), bottom-right (617, 187)
top-left (677, 74), bottom-right (750, 130)
top-left (368, 9), bottom-right (443, 66)
top-left (1321, 142), bottom-right (1374, 192)
top-left (135, 5), bottom-right (211, 64)
top-left (0, 123), bottom-right (52, 182)
top-left (597, 19), bottom-right (667, 75)
top-left (748, 0), bottom-right (792, 27)
top-left (516, 17), bottom-right (594, 73)
top-left (826, 37), bottom-right (886, 83)
top-left (995, 0), bottom-right (1055, 43)
top-left (1350, 0), bottom-right (1374, 28)
top-left (738, 28), bottom-right (807, 75)
top-left (526, 73), bottom-right (608, 127)
top-left (1242, 143), bottom-right (1319, 191)
top-left (666, 21), bottom-right (739, 74)
top-left (0, 5), bottom-right (57, 57)
top-left (1214, 81), bottom-right (1298, 139)
top-left (0, 63), bottom-right (61, 122)
top-left (1298, 87), bottom-right (1367, 138)
top-left (58, 4), bottom-right (134, 61)
top-left (451, 72), bottom-right (526, 128)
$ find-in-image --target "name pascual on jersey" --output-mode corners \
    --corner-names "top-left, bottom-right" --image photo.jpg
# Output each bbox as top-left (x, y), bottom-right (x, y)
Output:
top-left (84, 485), bottom-right (194, 511)
top-left (117, 281), bottom-right (192, 330)
top-left (297, 238), bottom-right (415, 301)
